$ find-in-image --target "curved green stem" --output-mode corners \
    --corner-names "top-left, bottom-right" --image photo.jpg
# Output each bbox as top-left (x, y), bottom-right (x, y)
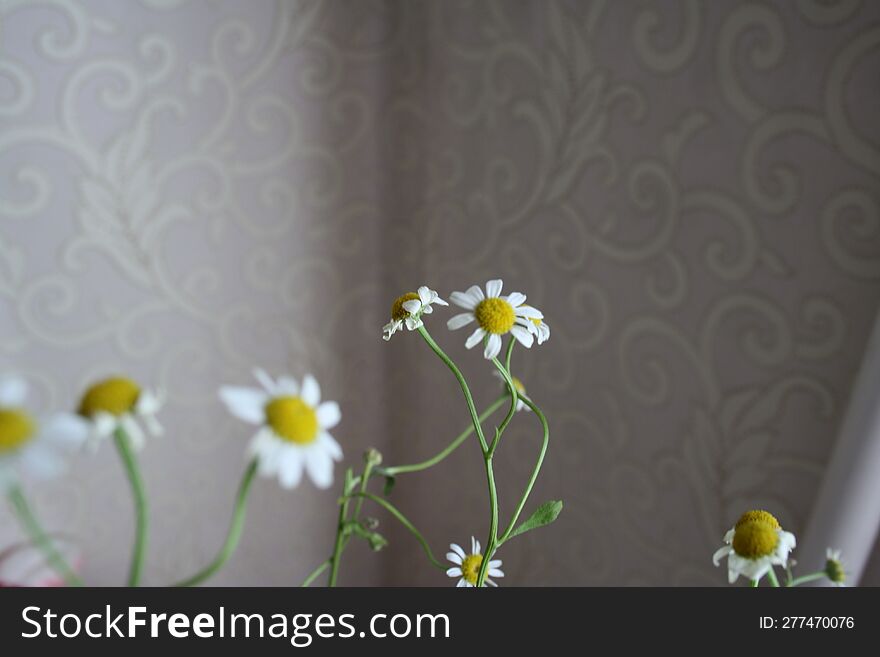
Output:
top-left (7, 487), bottom-right (83, 586)
top-left (113, 427), bottom-right (148, 586)
top-left (488, 344), bottom-right (518, 457)
top-left (416, 325), bottom-right (489, 454)
top-left (174, 459), bottom-right (258, 587)
top-left (349, 492), bottom-right (445, 570)
top-left (787, 571), bottom-right (827, 587)
top-left (328, 468), bottom-right (354, 586)
top-left (766, 567), bottom-right (780, 587)
top-left (300, 560), bottom-right (330, 587)
top-left (498, 395), bottom-right (550, 545)
top-left (750, 579), bottom-right (759, 587)
top-left (382, 396), bottom-right (507, 476)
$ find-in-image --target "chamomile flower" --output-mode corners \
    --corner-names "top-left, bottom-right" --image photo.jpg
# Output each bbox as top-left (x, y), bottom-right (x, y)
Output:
top-left (446, 536), bottom-right (504, 587)
top-left (712, 510), bottom-right (796, 584)
top-left (492, 370), bottom-right (530, 412)
top-left (382, 285), bottom-right (448, 341)
top-left (447, 279), bottom-right (543, 360)
top-left (77, 377), bottom-right (164, 451)
top-left (219, 369), bottom-right (342, 489)
top-left (0, 375), bottom-right (88, 491)
top-left (521, 307), bottom-right (550, 345)
top-left (824, 548), bottom-right (847, 586)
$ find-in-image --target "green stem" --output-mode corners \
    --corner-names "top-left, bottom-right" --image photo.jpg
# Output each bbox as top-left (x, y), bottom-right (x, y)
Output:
top-left (300, 560), bottom-right (330, 587)
top-left (766, 567), bottom-right (780, 587)
top-left (348, 492), bottom-right (445, 570)
top-left (788, 571), bottom-right (828, 587)
top-left (173, 459), bottom-right (258, 587)
top-left (476, 458), bottom-right (500, 587)
top-left (113, 427), bottom-right (148, 586)
top-left (488, 342), bottom-right (518, 458)
top-left (416, 325), bottom-right (489, 454)
top-left (328, 468), bottom-right (354, 586)
top-left (7, 487), bottom-right (83, 586)
top-left (751, 579), bottom-right (759, 587)
top-left (382, 396), bottom-right (507, 476)
top-left (498, 395), bottom-right (550, 545)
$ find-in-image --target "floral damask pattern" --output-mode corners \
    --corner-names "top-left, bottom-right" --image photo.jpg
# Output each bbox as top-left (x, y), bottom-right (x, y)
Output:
top-left (1, 0), bottom-right (878, 585)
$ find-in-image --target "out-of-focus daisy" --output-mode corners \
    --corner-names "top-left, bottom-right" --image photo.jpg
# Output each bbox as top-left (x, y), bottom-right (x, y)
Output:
top-left (712, 510), bottom-right (796, 584)
top-left (492, 371), bottom-right (530, 412)
top-left (521, 307), bottom-right (550, 345)
top-left (382, 285), bottom-right (448, 341)
top-left (219, 370), bottom-right (342, 489)
top-left (77, 376), bottom-right (163, 451)
top-left (447, 279), bottom-right (543, 359)
top-left (446, 536), bottom-right (504, 587)
top-left (824, 548), bottom-right (847, 586)
top-left (0, 375), bottom-right (88, 491)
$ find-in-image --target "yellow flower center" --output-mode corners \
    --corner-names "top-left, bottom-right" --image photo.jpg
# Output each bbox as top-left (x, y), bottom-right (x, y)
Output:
top-left (510, 376), bottom-right (527, 396)
top-left (0, 408), bottom-right (36, 453)
top-left (265, 396), bottom-right (319, 445)
top-left (735, 509), bottom-right (780, 530)
top-left (732, 521), bottom-right (779, 559)
top-left (461, 553), bottom-right (483, 586)
top-left (391, 292), bottom-right (420, 322)
top-left (475, 298), bottom-right (515, 334)
top-left (79, 377), bottom-right (141, 417)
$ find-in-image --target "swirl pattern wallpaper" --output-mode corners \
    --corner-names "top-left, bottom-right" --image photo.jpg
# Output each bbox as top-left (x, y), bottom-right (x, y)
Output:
top-left (1, 0), bottom-right (879, 586)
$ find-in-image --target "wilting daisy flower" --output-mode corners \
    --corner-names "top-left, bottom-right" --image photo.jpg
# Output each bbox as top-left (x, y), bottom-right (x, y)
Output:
top-left (824, 548), bottom-right (847, 586)
top-left (446, 536), bottom-right (504, 587)
top-left (382, 285), bottom-right (448, 341)
top-left (0, 375), bottom-right (88, 491)
top-left (447, 279), bottom-right (543, 359)
top-left (712, 510), bottom-right (796, 584)
top-left (219, 370), bottom-right (342, 489)
top-left (521, 307), bottom-right (550, 345)
top-left (77, 377), bottom-right (164, 451)
top-left (492, 371), bottom-right (530, 412)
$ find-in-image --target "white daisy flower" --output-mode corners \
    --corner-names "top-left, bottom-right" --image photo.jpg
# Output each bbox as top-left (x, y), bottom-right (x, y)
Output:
top-left (824, 548), bottom-right (847, 586)
top-left (77, 376), bottom-right (164, 451)
top-left (0, 375), bottom-right (89, 491)
top-left (492, 370), bottom-right (530, 412)
top-left (447, 279), bottom-right (543, 359)
top-left (712, 510), bottom-right (796, 584)
top-left (446, 535), bottom-right (504, 587)
top-left (382, 285), bottom-right (448, 341)
top-left (219, 369), bottom-right (342, 489)
top-left (521, 306), bottom-right (550, 345)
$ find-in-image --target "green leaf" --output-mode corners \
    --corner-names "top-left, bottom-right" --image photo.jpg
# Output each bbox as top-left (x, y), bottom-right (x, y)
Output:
top-left (383, 475), bottom-right (396, 496)
top-left (509, 500), bottom-right (563, 539)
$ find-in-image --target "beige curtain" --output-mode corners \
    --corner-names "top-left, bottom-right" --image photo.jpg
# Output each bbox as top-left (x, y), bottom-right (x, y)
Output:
top-left (2, 0), bottom-right (879, 586)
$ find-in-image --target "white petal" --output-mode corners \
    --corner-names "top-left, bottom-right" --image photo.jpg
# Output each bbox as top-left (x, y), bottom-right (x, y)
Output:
top-left (449, 543), bottom-right (465, 559)
top-left (446, 552), bottom-right (463, 565)
top-left (276, 376), bottom-right (299, 396)
top-left (0, 375), bottom-right (27, 407)
top-left (488, 568), bottom-right (504, 577)
top-left (142, 414), bottom-right (164, 437)
top-left (219, 387), bottom-right (268, 424)
top-left (421, 304), bottom-right (433, 314)
top-left (486, 578), bottom-right (498, 587)
top-left (278, 448), bottom-right (303, 489)
top-left (456, 579), bottom-right (467, 587)
top-left (417, 286), bottom-right (432, 304)
top-left (712, 545), bottom-right (731, 566)
top-left (488, 559), bottom-right (502, 568)
top-left (405, 316), bottom-right (423, 330)
top-left (516, 305), bottom-right (543, 319)
top-left (304, 448), bottom-right (333, 488)
top-left (447, 313), bottom-right (475, 330)
top-left (300, 375), bottom-right (321, 407)
top-left (252, 369), bottom-right (277, 395)
top-left (505, 292), bottom-right (526, 307)
top-left (722, 528), bottom-right (735, 543)
top-left (120, 415), bottom-right (145, 450)
top-left (510, 325), bottom-right (534, 348)
top-left (136, 389), bottom-right (163, 415)
top-left (465, 285), bottom-right (485, 302)
top-left (318, 432), bottom-right (343, 460)
top-left (316, 401), bottom-right (341, 429)
top-left (446, 567), bottom-right (462, 577)
top-left (450, 291), bottom-right (479, 310)
top-left (472, 537), bottom-right (480, 554)
top-left (433, 295), bottom-right (448, 306)
top-left (483, 333), bottom-right (502, 359)
top-left (465, 327), bottom-right (486, 349)
top-left (402, 299), bottom-right (422, 314)
top-left (38, 413), bottom-right (89, 449)
top-left (485, 279), bottom-right (503, 298)
top-left (92, 412), bottom-right (118, 440)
